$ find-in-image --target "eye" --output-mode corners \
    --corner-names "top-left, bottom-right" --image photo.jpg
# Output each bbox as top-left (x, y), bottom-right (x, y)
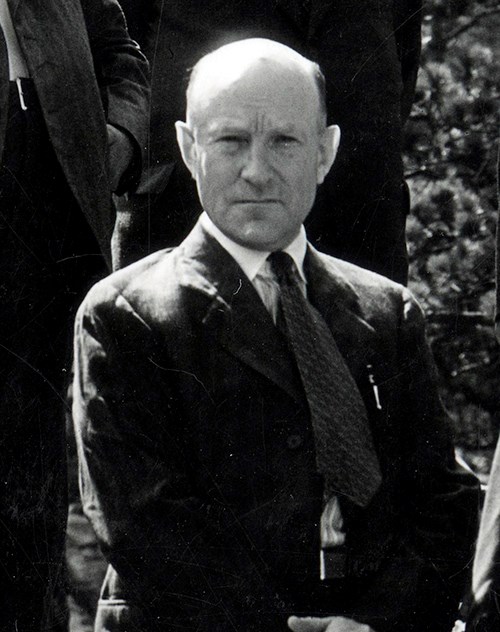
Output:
top-left (220, 135), bottom-right (243, 142)
top-left (273, 135), bottom-right (299, 149)
top-left (216, 135), bottom-right (248, 149)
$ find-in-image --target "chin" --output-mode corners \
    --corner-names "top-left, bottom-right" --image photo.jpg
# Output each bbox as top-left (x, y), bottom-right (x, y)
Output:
top-left (227, 213), bottom-right (297, 250)
top-left (245, 236), bottom-right (292, 252)
top-left (234, 225), bottom-right (283, 251)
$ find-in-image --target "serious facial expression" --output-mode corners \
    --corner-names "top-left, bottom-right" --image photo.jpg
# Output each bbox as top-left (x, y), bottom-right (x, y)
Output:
top-left (180, 61), bottom-right (336, 251)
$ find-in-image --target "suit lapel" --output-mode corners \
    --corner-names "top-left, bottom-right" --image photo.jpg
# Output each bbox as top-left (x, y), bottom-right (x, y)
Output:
top-left (305, 246), bottom-right (379, 381)
top-left (177, 223), bottom-right (304, 402)
top-left (305, 246), bottom-right (384, 520)
top-left (175, 226), bottom-right (380, 405)
top-left (10, 0), bottom-right (113, 261)
top-left (176, 228), bottom-right (383, 522)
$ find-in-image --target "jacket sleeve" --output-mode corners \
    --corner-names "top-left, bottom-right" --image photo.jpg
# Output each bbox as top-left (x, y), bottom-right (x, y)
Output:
top-left (72, 283), bottom-right (280, 629)
top-left (80, 0), bottom-right (150, 192)
top-left (389, 288), bottom-right (480, 630)
top-left (116, 0), bottom-right (156, 46)
top-left (334, 287), bottom-right (480, 632)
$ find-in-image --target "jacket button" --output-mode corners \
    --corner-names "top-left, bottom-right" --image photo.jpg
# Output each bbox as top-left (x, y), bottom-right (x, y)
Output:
top-left (287, 434), bottom-right (303, 449)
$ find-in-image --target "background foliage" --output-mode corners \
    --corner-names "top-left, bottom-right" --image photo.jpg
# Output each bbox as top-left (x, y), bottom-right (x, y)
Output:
top-left (404, 0), bottom-right (500, 480)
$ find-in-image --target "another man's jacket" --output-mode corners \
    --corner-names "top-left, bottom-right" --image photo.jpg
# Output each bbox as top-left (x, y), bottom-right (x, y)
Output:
top-left (0, 0), bottom-right (149, 264)
top-left (73, 221), bottom-right (479, 632)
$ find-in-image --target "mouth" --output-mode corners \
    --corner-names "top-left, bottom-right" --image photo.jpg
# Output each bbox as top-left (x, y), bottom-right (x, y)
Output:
top-left (234, 199), bottom-right (281, 205)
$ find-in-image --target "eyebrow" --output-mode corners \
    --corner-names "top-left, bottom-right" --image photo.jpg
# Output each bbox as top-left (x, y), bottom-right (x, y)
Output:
top-left (207, 123), bottom-right (248, 134)
top-left (205, 120), bottom-right (304, 136)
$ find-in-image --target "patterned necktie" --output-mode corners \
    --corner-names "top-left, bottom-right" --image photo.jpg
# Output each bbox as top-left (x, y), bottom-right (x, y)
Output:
top-left (269, 251), bottom-right (382, 507)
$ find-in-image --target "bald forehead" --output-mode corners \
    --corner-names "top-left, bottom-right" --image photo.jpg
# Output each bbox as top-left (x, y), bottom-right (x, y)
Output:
top-left (186, 39), bottom-right (324, 127)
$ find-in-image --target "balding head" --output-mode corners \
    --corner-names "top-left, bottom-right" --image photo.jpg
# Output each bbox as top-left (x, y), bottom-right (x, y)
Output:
top-left (175, 38), bottom-right (340, 251)
top-left (186, 38), bottom-right (327, 130)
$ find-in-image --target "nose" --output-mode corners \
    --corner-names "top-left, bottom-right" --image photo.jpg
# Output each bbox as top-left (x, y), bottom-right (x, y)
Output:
top-left (239, 142), bottom-right (272, 188)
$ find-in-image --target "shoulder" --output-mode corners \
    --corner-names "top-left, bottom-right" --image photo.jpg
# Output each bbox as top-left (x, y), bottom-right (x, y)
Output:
top-left (314, 249), bottom-right (413, 302)
top-left (79, 247), bottom-right (181, 323)
top-left (311, 249), bottom-right (423, 331)
top-left (321, 253), bottom-right (400, 289)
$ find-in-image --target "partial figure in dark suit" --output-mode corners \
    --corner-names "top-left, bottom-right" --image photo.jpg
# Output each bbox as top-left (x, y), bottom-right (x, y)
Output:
top-left (73, 39), bottom-right (478, 632)
top-left (115, 0), bottom-right (422, 283)
top-left (0, 0), bottom-right (149, 629)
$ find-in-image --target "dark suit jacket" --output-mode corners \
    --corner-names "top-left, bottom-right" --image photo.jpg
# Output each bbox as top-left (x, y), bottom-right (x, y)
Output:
top-left (0, 0), bottom-right (149, 264)
top-left (73, 221), bottom-right (479, 632)
top-left (116, 0), bottom-right (421, 282)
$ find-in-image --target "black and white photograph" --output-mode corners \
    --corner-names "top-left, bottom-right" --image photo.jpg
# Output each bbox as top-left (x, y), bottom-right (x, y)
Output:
top-left (0, 2), bottom-right (499, 631)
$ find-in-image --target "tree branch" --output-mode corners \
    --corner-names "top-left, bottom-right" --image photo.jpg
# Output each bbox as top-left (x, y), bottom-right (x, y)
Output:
top-left (426, 311), bottom-right (494, 327)
top-left (444, 8), bottom-right (500, 43)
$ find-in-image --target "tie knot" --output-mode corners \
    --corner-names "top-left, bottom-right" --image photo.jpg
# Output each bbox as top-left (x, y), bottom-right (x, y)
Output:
top-left (268, 251), bottom-right (296, 285)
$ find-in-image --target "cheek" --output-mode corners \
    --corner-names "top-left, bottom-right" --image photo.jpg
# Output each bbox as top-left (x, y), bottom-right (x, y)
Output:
top-left (200, 154), bottom-right (237, 186)
top-left (287, 163), bottom-right (318, 197)
top-left (196, 166), bottom-right (236, 214)
top-left (196, 159), bottom-right (224, 194)
top-left (197, 152), bottom-right (211, 180)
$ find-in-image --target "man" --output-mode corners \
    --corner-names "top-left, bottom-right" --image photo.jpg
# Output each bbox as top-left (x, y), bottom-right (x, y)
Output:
top-left (0, 1), bottom-right (148, 629)
top-left (73, 39), bottom-right (478, 632)
top-left (115, 0), bottom-right (422, 283)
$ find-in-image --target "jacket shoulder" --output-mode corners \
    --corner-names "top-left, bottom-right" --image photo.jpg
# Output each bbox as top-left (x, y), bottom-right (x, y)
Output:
top-left (80, 248), bottom-right (179, 318)
top-left (321, 253), bottom-right (404, 292)
top-left (314, 251), bottom-right (410, 307)
top-left (311, 251), bottom-right (421, 333)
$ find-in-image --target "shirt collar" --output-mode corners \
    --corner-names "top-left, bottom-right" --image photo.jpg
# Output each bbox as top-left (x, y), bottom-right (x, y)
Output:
top-left (200, 212), bottom-right (308, 284)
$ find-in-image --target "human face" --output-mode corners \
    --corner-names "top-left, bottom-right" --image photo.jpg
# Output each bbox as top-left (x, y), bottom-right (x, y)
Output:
top-left (177, 62), bottom-right (339, 251)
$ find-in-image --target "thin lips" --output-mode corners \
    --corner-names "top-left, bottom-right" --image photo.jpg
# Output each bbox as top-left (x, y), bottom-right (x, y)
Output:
top-left (235, 199), bottom-right (280, 203)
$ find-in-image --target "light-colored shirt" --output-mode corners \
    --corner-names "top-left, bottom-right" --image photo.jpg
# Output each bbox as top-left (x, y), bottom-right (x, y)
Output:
top-left (0, 0), bottom-right (30, 79)
top-left (200, 212), bottom-right (345, 548)
top-left (200, 212), bottom-right (307, 323)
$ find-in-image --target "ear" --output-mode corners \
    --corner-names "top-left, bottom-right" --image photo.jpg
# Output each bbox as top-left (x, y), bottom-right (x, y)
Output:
top-left (175, 121), bottom-right (198, 178)
top-left (316, 124), bottom-right (341, 185)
